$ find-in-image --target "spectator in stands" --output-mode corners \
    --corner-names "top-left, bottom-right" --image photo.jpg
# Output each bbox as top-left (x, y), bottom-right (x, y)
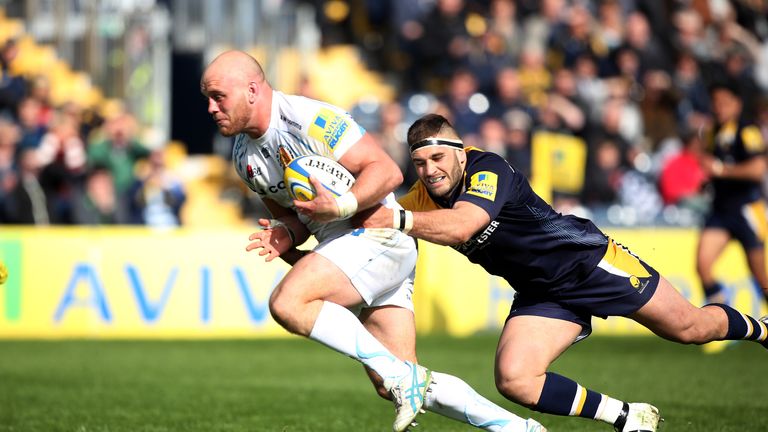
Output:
top-left (0, 118), bottom-right (20, 222)
top-left (16, 97), bottom-right (46, 150)
top-left (475, 116), bottom-right (506, 156)
top-left (73, 165), bottom-right (129, 225)
top-left (412, 0), bottom-right (471, 91)
top-left (27, 75), bottom-right (54, 128)
top-left (547, 2), bottom-right (597, 69)
top-left (622, 11), bottom-right (673, 73)
top-left (517, 43), bottom-right (551, 109)
top-left (127, 149), bottom-right (185, 227)
top-left (593, 0), bottom-right (625, 53)
top-left (87, 111), bottom-right (150, 203)
top-left (443, 68), bottom-right (484, 137)
top-left (639, 70), bottom-right (680, 151)
top-left (573, 53), bottom-right (608, 123)
top-left (673, 51), bottom-right (711, 128)
top-left (658, 128), bottom-right (707, 208)
top-left (0, 38), bottom-right (26, 118)
top-left (2, 147), bottom-right (49, 224)
top-left (548, 68), bottom-right (587, 136)
top-left (488, 66), bottom-right (533, 120)
top-left (581, 138), bottom-right (624, 208)
top-left (486, 0), bottom-right (523, 62)
top-left (372, 101), bottom-right (413, 191)
top-left (503, 108), bottom-right (532, 179)
top-left (36, 113), bottom-right (86, 224)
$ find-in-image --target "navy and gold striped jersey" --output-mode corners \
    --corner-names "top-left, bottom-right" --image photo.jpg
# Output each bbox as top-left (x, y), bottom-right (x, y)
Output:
top-left (399, 147), bottom-right (609, 293)
top-left (708, 120), bottom-right (766, 210)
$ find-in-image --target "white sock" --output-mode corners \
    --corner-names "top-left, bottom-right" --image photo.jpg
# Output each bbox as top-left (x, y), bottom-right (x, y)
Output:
top-left (308, 301), bottom-right (410, 380)
top-left (595, 396), bottom-right (625, 424)
top-left (424, 372), bottom-right (530, 432)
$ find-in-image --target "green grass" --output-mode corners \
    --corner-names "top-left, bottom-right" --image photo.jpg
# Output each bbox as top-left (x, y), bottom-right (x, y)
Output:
top-left (0, 335), bottom-right (765, 431)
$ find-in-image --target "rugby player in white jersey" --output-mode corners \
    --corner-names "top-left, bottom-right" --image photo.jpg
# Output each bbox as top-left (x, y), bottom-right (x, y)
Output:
top-left (201, 50), bottom-right (545, 432)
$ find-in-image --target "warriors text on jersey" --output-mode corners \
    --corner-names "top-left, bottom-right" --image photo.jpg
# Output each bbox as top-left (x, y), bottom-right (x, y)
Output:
top-left (399, 147), bottom-right (609, 293)
top-left (232, 90), bottom-right (399, 243)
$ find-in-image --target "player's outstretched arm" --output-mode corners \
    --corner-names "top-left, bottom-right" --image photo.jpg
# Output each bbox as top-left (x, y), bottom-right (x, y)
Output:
top-left (356, 201), bottom-right (490, 246)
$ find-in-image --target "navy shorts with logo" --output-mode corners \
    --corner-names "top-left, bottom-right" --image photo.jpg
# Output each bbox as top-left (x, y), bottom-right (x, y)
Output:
top-left (704, 200), bottom-right (767, 251)
top-left (506, 238), bottom-right (660, 342)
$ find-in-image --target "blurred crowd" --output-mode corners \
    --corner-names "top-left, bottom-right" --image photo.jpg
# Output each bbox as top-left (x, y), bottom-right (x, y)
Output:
top-left (317, 0), bottom-right (768, 226)
top-left (5, 0), bottom-right (768, 228)
top-left (0, 38), bottom-right (185, 227)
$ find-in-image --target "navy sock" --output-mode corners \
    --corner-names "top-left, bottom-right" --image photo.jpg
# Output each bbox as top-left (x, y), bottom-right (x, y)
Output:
top-left (536, 372), bottom-right (605, 418)
top-left (707, 303), bottom-right (768, 347)
top-left (702, 281), bottom-right (724, 299)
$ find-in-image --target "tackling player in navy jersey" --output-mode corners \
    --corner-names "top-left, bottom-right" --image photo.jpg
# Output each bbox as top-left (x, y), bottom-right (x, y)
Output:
top-left (355, 114), bottom-right (768, 432)
top-left (697, 81), bottom-right (768, 314)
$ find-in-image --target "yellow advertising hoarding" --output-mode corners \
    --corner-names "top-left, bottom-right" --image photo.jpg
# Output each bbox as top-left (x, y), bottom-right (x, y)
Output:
top-left (0, 227), bottom-right (764, 338)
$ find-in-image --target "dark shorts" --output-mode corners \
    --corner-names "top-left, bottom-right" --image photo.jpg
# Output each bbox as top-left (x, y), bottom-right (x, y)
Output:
top-left (704, 200), bottom-right (767, 251)
top-left (506, 238), bottom-right (660, 342)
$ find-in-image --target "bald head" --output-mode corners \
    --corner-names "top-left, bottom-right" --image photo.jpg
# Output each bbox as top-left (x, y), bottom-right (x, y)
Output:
top-left (201, 50), bottom-right (272, 138)
top-left (203, 50), bottom-right (266, 85)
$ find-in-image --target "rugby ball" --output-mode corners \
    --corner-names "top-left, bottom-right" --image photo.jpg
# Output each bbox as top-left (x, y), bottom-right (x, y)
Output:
top-left (284, 154), bottom-right (355, 201)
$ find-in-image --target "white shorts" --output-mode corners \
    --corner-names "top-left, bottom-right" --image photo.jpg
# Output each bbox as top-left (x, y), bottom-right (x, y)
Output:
top-left (314, 228), bottom-right (417, 314)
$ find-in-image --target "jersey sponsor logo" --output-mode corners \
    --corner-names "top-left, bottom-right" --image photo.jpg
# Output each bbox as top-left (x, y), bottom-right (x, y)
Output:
top-left (455, 220), bottom-right (500, 254)
top-left (255, 181), bottom-right (286, 196)
top-left (466, 171), bottom-right (498, 201)
top-left (309, 108), bottom-right (349, 151)
top-left (280, 114), bottom-right (302, 130)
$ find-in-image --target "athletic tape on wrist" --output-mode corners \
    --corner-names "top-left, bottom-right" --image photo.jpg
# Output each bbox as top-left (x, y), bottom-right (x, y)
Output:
top-left (335, 191), bottom-right (358, 220)
top-left (403, 210), bottom-right (414, 234)
top-left (393, 209), bottom-right (413, 234)
top-left (268, 219), bottom-right (295, 245)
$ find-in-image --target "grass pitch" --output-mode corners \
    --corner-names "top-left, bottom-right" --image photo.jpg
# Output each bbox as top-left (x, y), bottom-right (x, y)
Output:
top-left (0, 334), bottom-right (765, 431)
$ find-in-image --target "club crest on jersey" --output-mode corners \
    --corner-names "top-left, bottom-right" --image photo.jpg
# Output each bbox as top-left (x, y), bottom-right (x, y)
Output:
top-left (467, 171), bottom-right (498, 201)
top-left (309, 108), bottom-right (349, 151)
top-left (246, 164), bottom-right (259, 178)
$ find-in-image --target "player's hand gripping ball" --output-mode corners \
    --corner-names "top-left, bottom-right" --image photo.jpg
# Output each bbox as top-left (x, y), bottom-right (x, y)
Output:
top-left (0, 261), bottom-right (8, 285)
top-left (284, 155), bottom-right (355, 201)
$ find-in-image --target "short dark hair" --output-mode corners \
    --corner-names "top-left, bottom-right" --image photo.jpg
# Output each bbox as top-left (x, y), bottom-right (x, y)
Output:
top-left (407, 114), bottom-right (459, 146)
top-left (707, 78), bottom-right (740, 96)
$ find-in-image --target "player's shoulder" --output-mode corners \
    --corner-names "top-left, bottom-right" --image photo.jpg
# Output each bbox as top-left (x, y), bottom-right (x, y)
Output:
top-left (738, 122), bottom-right (765, 153)
top-left (398, 182), bottom-right (441, 211)
top-left (465, 147), bottom-right (511, 172)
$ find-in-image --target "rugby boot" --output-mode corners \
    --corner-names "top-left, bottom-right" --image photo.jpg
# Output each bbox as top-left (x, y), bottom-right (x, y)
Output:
top-left (613, 402), bottom-right (661, 432)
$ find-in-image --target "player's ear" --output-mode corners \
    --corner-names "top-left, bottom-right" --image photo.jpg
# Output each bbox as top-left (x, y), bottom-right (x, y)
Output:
top-left (248, 81), bottom-right (259, 103)
top-left (456, 149), bottom-right (467, 167)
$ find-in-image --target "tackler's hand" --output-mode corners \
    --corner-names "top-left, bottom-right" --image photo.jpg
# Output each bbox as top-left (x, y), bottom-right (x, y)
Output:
top-left (352, 203), bottom-right (393, 229)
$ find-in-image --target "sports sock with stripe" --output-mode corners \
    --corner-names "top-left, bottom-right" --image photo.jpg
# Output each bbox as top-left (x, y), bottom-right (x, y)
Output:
top-left (423, 371), bottom-right (532, 432)
top-left (308, 301), bottom-right (411, 379)
top-left (707, 303), bottom-right (768, 347)
top-left (535, 372), bottom-right (625, 425)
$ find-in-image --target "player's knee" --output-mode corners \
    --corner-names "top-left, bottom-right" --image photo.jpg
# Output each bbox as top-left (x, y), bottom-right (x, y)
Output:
top-left (495, 372), bottom-right (537, 407)
top-left (268, 289), bottom-right (296, 330)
